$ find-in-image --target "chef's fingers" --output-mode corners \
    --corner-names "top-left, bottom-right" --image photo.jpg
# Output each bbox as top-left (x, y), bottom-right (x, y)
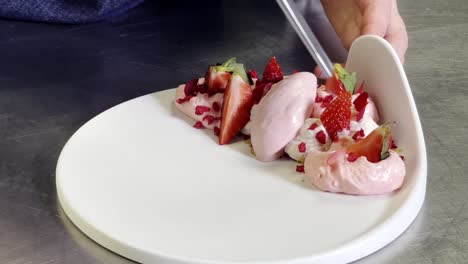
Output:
top-left (384, 2), bottom-right (408, 63)
top-left (357, 0), bottom-right (392, 37)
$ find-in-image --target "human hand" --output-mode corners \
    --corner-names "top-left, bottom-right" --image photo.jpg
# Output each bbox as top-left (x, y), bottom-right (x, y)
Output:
top-left (321, 0), bottom-right (408, 63)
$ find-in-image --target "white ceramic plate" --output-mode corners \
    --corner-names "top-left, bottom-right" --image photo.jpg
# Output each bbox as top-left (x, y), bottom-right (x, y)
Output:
top-left (56, 35), bottom-right (427, 264)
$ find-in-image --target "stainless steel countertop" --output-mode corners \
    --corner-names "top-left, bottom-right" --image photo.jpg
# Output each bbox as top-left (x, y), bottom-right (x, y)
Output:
top-left (0, 0), bottom-right (466, 263)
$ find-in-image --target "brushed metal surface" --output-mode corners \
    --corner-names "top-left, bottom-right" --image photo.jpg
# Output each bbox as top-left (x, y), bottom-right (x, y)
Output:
top-left (0, 0), bottom-right (466, 263)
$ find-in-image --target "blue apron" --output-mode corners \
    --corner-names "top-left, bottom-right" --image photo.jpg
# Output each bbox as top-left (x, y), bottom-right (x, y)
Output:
top-left (0, 0), bottom-right (144, 24)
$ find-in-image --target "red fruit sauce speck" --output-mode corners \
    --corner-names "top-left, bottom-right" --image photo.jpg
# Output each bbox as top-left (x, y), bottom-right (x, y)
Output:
top-left (296, 165), bottom-right (305, 173)
top-left (352, 129), bottom-right (365, 140)
top-left (315, 96), bottom-right (323, 103)
top-left (213, 126), bottom-right (220, 136)
top-left (193, 121), bottom-right (204, 129)
top-left (315, 130), bottom-right (327, 144)
top-left (176, 95), bottom-right (193, 104)
top-left (347, 153), bottom-right (358, 162)
top-left (212, 102), bottom-right (220, 112)
top-left (298, 142), bottom-right (306, 153)
top-left (400, 155), bottom-right (405, 161)
top-left (195, 105), bottom-right (211, 115)
top-left (203, 115), bottom-right (216, 125)
top-left (356, 107), bottom-right (366, 122)
top-left (309, 123), bottom-right (319, 130)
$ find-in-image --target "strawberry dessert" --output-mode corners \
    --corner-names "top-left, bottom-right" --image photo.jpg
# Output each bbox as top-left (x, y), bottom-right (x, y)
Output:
top-left (174, 57), bottom-right (406, 195)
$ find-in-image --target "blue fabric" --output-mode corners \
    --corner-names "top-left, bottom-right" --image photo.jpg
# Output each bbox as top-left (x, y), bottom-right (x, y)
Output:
top-left (0, 0), bottom-right (145, 24)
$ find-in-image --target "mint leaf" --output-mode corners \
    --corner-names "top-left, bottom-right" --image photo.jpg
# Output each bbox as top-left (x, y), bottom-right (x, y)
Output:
top-left (380, 123), bottom-right (393, 160)
top-left (214, 58), bottom-right (253, 85)
top-left (214, 57), bottom-right (237, 72)
top-left (334, 64), bottom-right (357, 94)
top-left (232, 63), bottom-right (252, 84)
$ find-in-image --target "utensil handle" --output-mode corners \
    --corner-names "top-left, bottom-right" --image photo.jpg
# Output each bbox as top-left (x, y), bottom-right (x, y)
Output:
top-left (276, 0), bottom-right (334, 78)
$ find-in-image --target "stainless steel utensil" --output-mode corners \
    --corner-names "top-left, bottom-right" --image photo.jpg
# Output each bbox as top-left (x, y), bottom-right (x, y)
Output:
top-left (276, 0), bottom-right (334, 78)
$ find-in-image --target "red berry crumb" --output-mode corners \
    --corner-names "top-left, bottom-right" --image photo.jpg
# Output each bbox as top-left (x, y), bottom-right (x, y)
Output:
top-left (176, 95), bottom-right (193, 104)
top-left (309, 123), bottom-right (319, 130)
top-left (352, 129), bottom-right (365, 141)
top-left (353, 92), bottom-right (369, 112)
top-left (298, 142), bottom-right (306, 153)
top-left (203, 115), bottom-right (216, 125)
top-left (315, 130), bottom-right (327, 144)
top-left (248, 69), bottom-right (258, 79)
top-left (184, 79), bottom-right (199, 96)
top-left (214, 126), bottom-right (220, 136)
top-left (195, 105), bottom-right (211, 115)
top-left (293, 69), bottom-right (299, 74)
top-left (400, 155), bottom-right (405, 161)
top-left (347, 153), bottom-right (358, 162)
top-left (296, 165), bottom-right (305, 173)
top-left (391, 141), bottom-right (398, 149)
top-left (315, 96), bottom-right (323, 103)
top-left (193, 121), bottom-right (204, 129)
top-left (212, 102), bottom-right (220, 112)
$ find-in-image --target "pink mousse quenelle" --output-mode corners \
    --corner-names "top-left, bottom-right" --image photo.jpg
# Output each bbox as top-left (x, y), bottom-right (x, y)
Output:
top-left (250, 72), bottom-right (317, 162)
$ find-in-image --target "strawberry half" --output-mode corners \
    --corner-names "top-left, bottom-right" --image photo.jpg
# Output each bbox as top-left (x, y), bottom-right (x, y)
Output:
top-left (262, 57), bottom-right (283, 83)
top-left (205, 58), bottom-right (237, 91)
top-left (346, 123), bottom-right (393, 163)
top-left (252, 80), bottom-right (273, 104)
top-left (320, 84), bottom-right (352, 140)
top-left (219, 68), bottom-right (254, 145)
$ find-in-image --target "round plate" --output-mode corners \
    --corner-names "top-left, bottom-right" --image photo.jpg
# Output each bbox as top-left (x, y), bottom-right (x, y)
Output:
top-left (57, 36), bottom-right (427, 264)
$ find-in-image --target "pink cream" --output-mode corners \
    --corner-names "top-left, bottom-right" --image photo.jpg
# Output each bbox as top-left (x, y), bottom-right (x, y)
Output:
top-left (304, 149), bottom-right (405, 195)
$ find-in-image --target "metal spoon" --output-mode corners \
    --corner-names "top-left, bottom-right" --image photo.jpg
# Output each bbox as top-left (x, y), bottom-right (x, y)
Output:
top-left (276, 0), bottom-right (334, 78)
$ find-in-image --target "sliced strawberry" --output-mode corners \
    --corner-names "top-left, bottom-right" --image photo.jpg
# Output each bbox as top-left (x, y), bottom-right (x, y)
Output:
top-left (320, 85), bottom-right (352, 140)
top-left (262, 57), bottom-right (283, 83)
top-left (219, 74), bottom-right (254, 145)
top-left (252, 81), bottom-right (273, 104)
top-left (324, 73), bottom-right (340, 94)
top-left (346, 123), bottom-right (393, 163)
top-left (320, 95), bottom-right (334, 108)
top-left (205, 68), bottom-right (231, 90)
top-left (204, 58), bottom-right (238, 90)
